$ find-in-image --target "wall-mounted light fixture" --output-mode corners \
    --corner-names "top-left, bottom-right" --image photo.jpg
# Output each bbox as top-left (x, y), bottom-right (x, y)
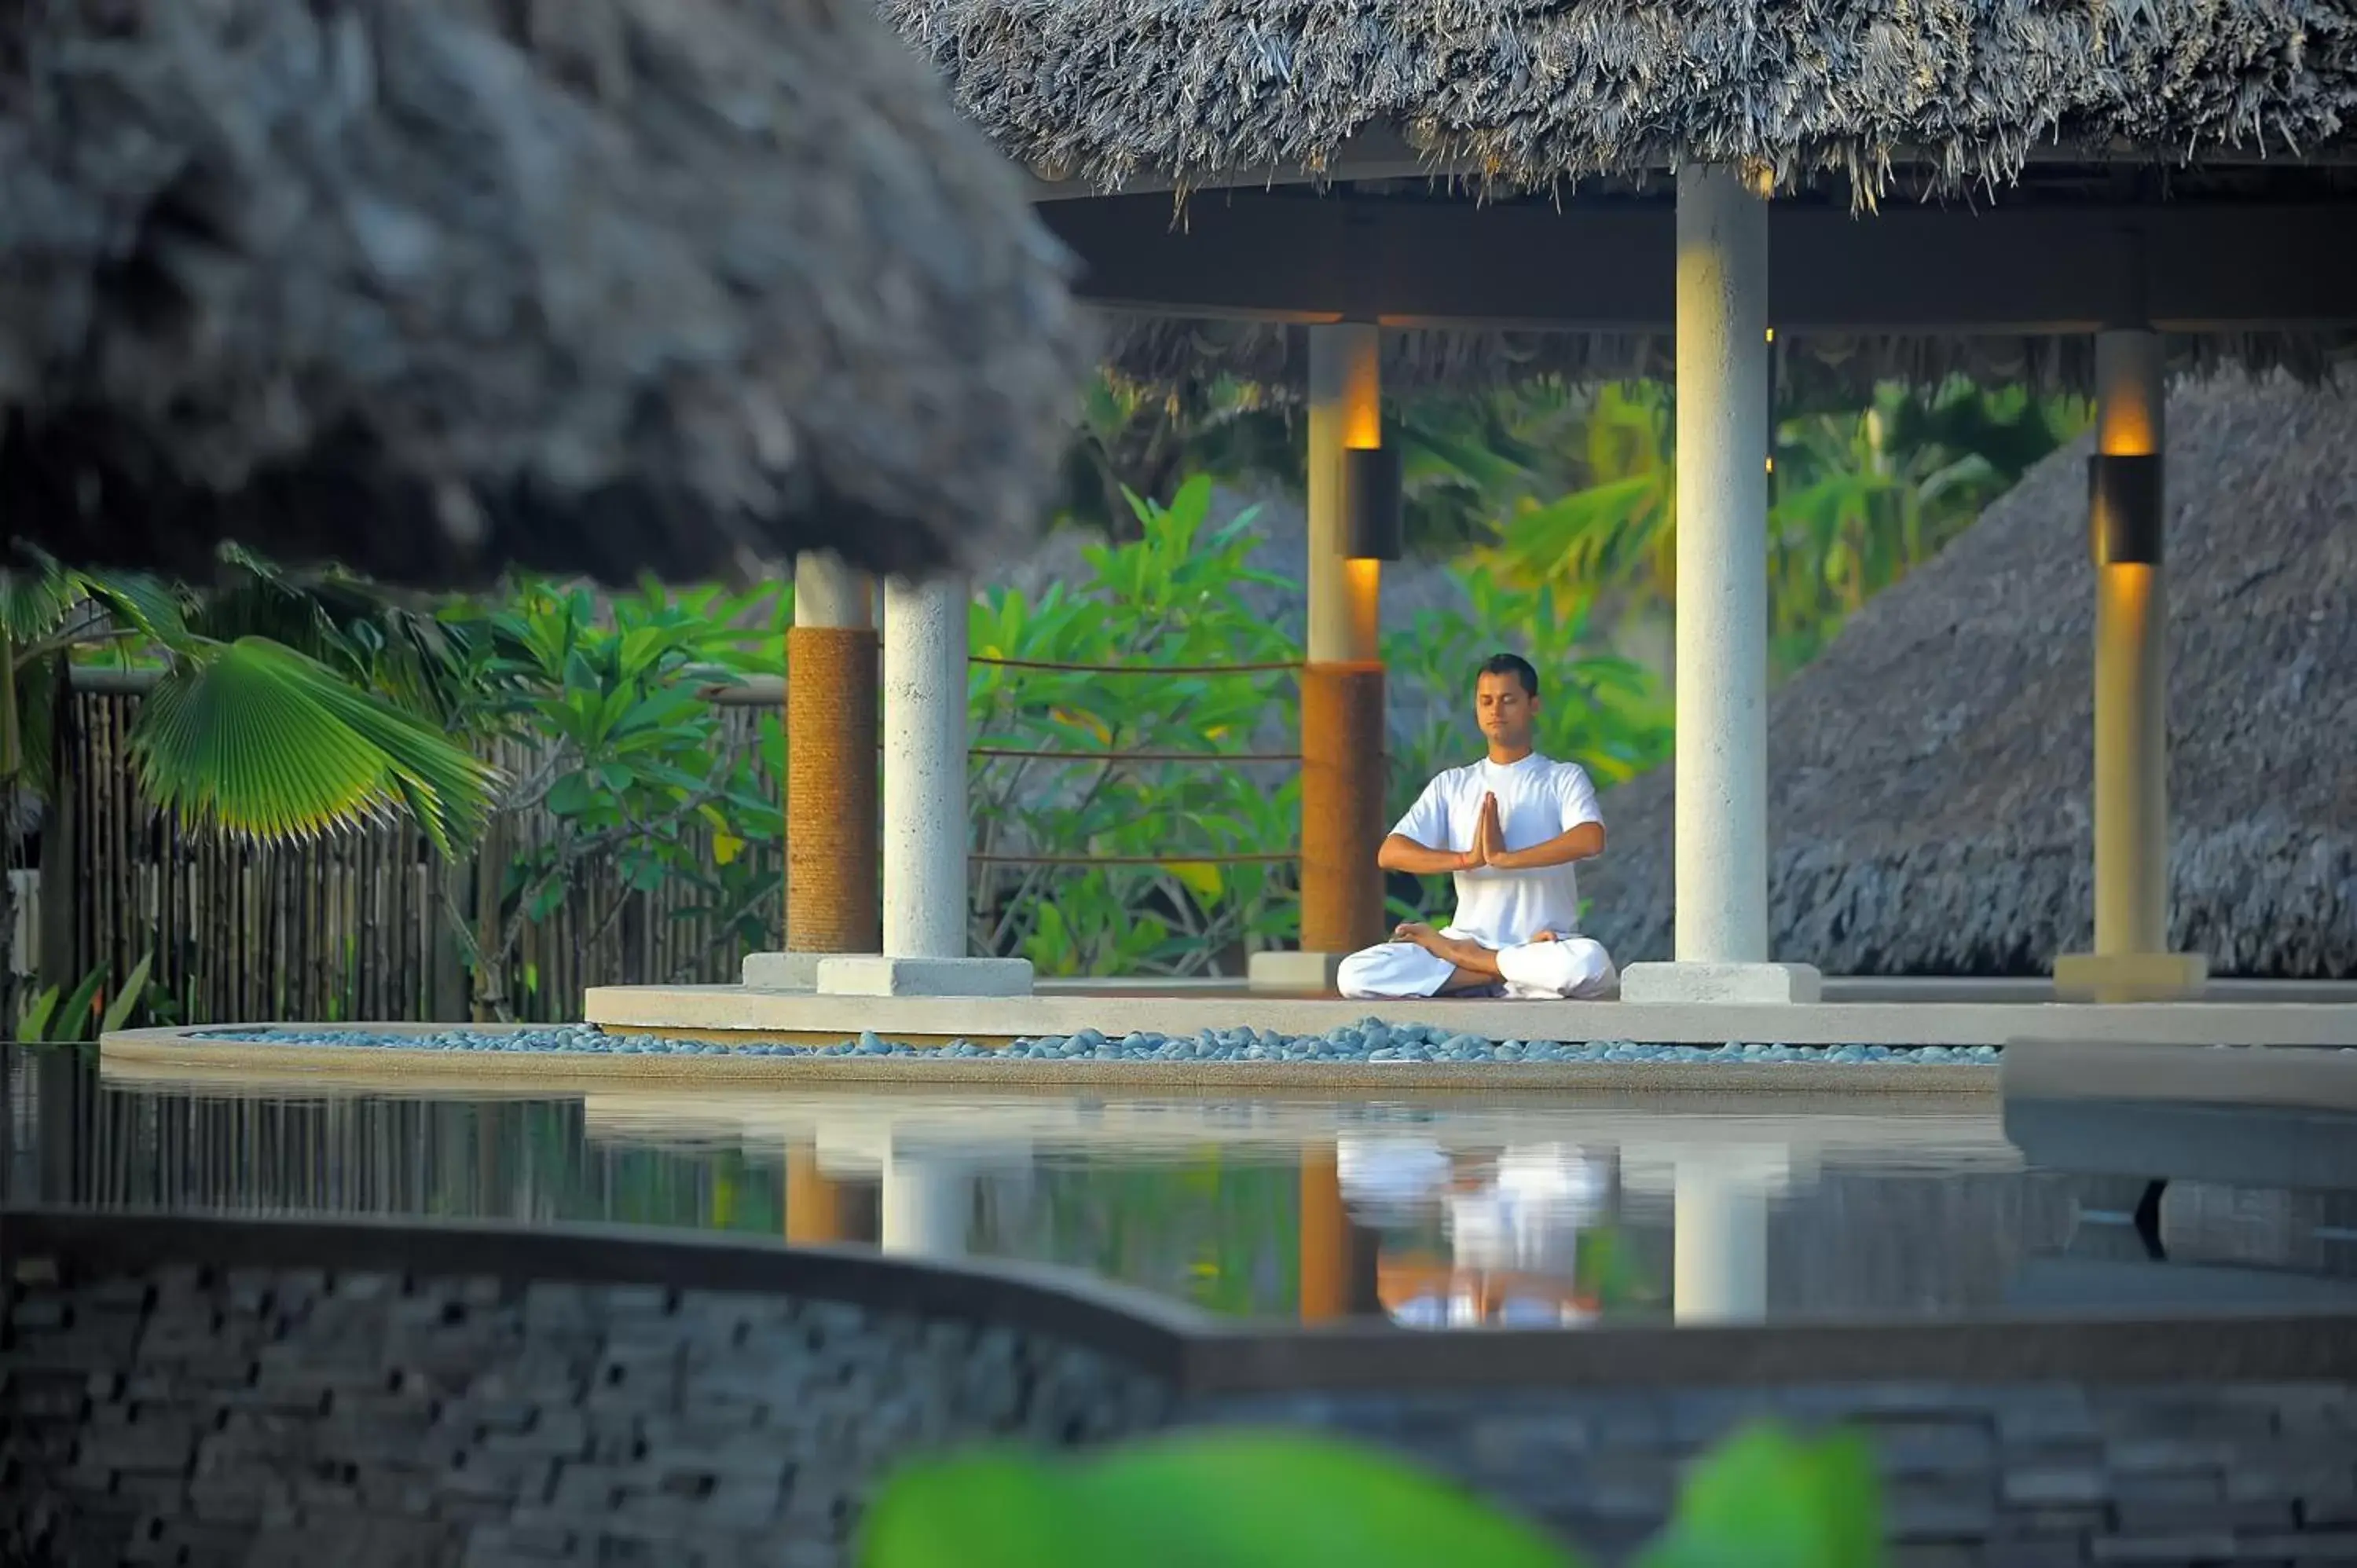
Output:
top-left (1342, 445), bottom-right (1403, 562)
top-left (2089, 452), bottom-right (2163, 566)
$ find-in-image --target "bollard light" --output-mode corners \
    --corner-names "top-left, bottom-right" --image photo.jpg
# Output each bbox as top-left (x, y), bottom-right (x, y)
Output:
top-left (2089, 452), bottom-right (2164, 566)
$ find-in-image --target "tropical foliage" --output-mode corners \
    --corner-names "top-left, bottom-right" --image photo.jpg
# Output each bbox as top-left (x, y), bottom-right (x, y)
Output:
top-left (15, 367), bottom-right (2067, 1002)
top-left (967, 477), bottom-right (1302, 975)
top-left (1477, 380), bottom-right (2086, 672)
top-left (13, 954), bottom-right (158, 1043)
top-left (2, 549), bottom-right (498, 853)
top-left (427, 581), bottom-right (786, 1020)
top-left (862, 1422), bottom-right (1882, 1568)
top-left (0, 548), bottom-right (502, 1019)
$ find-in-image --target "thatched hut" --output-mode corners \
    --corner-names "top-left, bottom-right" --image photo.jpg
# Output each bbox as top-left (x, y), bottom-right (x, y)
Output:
top-left (1584, 376), bottom-right (2357, 980)
top-left (0, 0), bottom-right (1091, 588)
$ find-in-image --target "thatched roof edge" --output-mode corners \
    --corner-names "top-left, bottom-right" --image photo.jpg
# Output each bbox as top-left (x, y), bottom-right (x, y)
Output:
top-left (887, 0), bottom-right (2357, 200)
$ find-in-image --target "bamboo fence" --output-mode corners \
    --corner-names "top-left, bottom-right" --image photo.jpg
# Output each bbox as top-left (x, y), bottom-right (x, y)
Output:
top-left (20, 675), bottom-right (784, 1026)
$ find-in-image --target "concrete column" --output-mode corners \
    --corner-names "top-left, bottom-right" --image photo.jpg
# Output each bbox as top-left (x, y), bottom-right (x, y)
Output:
top-left (1252, 323), bottom-right (1387, 992)
top-left (816, 575), bottom-right (1032, 997)
top-left (881, 1149), bottom-right (970, 1258)
top-left (882, 571), bottom-right (966, 959)
top-left (1672, 1153), bottom-right (1775, 1325)
top-left (2054, 330), bottom-right (2206, 1002)
top-left (746, 552), bottom-right (877, 991)
top-left (1623, 166), bottom-right (1818, 1006)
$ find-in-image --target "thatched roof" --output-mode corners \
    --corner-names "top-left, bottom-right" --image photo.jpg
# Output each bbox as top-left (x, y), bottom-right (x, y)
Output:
top-left (0, 0), bottom-right (1090, 588)
top-left (1102, 317), bottom-right (2357, 401)
top-left (1582, 375), bottom-right (2357, 979)
top-left (885, 0), bottom-right (2357, 199)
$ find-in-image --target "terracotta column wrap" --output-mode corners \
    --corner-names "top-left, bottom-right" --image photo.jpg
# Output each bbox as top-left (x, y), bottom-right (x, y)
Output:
top-left (784, 1145), bottom-right (848, 1245)
top-left (786, 625), bottom-right (881, 954)
top-left (1299, 662), bottom-right (1388, 956)
top-left (1299, 1145), bottom-right (1350, 1323)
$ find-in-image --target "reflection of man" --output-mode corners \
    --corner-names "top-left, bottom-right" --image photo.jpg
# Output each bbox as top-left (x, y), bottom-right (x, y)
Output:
top-left (1337, 654), bottom-right (1618, 1002)
top-left (1336, 1135), bottom-right (1609, 1328)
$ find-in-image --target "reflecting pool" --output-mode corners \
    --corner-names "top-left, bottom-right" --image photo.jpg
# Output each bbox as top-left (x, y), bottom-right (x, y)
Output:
top-left (7, 1046), bottom-right (2353, 1327)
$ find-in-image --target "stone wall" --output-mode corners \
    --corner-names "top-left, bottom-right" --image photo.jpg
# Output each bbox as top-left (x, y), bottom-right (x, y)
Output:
top-left (1, 1257), bottom-right (1171, 1568)
top-left (8, 1211), bottom-right (2357, 1568)
top-left (1187, 1383), bottom-right (2357, 1567)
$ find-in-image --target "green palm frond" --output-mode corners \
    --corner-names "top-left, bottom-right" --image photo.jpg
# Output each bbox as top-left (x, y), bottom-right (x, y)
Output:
top-left (0, 566), bottom-right (86, 645)
top-left (130, 638), bottom-right (501, 856)
top-left (74, 571), bottom-right (192, 646)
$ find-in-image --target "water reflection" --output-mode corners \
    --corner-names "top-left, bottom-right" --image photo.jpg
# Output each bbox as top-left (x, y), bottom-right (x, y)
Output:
top-left (6, 1045), bottom-right (2354, 1327)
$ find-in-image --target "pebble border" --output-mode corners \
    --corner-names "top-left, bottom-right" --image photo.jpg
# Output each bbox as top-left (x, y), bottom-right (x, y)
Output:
top-left (191, 1022), bottom-right (2003, 1067)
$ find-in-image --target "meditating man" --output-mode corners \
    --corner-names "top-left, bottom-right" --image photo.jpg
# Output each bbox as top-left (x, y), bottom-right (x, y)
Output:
top-left (1336, 653), bottom-right (1618, 1002)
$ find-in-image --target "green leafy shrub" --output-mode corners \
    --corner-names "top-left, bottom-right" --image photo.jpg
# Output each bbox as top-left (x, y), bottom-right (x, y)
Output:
top-left (16, 953), bottom-right (159, 1042)
top-left (439, 581), bottom-right (786, 1018)
top-left (860, 1421), bottom-right (1882, 1568)
top-left (966, 476), bottom-right (1303, 975)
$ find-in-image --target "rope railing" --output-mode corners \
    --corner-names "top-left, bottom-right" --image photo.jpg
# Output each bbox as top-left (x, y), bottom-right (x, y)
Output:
top-left (970, 747), bottom-right (1298, 764)
top-left (970, 851), bottom-right (1299, 866)
top-left (969, 654), bottom-right (1302, 675)
top-left (965, 650), bottom-right (1310, 868)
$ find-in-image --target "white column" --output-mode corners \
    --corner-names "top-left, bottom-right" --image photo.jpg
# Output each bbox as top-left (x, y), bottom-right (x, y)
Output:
top-left (1622, 167), bottom-right (1817, 1005)
top-left (881, 1149), bottom-right (971, 1258)
top-left (816, 570), bottom-right (1031, 995)
top-left (1673, 166), bottom-right (1769, 963)
top-left (1672, 1153), bottom-right (1774, 1325)
top-left (882, 573), bottom-right (968, 958)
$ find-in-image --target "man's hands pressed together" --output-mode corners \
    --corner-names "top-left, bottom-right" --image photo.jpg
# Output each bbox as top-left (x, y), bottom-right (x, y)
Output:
top-left (1458, 791), bottom-right (1507, 872)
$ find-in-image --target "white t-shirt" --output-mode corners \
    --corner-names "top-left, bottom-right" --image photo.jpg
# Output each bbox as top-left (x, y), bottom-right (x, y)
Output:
top-left (1391, 753), bottom-right (1602, 947)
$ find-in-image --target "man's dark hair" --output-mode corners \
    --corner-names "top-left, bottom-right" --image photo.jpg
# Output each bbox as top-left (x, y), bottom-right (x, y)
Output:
top-left (1477, 652), bottom-right (1538, 698)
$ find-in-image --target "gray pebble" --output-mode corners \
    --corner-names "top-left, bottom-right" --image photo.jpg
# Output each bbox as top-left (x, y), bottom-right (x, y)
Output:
top-left (189, 1022), bottom-right (2003, 1070)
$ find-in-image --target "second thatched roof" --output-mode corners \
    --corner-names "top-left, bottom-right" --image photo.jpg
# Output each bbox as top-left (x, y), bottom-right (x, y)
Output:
top-left (1580, 375), bottom-right (2357, 978)
top-left (887, 0), bottom-right (2357, 199)
top-left (0, 0), bottom-right (1091, 588)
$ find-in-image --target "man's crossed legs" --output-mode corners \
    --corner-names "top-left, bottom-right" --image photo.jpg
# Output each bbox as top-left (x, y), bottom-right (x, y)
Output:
top-left (1336, 924), bottom-right (1619, 1002)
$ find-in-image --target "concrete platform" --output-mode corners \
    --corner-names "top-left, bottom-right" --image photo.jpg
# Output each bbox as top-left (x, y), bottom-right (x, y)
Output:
top-left (94, 1027), bottom-right (1996, 1095)
top-left (584, 980), bottom-right (2357, 1049)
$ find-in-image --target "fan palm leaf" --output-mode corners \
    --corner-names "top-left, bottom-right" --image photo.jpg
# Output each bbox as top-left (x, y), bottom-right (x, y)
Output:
top-left (130, 638), bottom-right (499, 856)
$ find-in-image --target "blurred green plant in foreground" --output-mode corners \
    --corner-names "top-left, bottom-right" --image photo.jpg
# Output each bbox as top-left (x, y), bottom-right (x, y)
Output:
top-left (861, 1421), bottom-right (1881, 1568)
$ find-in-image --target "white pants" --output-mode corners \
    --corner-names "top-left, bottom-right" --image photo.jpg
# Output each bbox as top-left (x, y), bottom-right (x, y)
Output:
top-left (1336, 931), bottom-right (1619, 1002)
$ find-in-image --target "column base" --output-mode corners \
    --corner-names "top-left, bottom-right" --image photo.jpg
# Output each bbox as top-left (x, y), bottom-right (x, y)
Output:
top-left (2052, 951), bottom-right (2209, 1003)
top-left (816, 955), bottom-right (1034, 998)
top-left (742, 951), bottom-right (827, 991)
top-left (1620, 962), bottom-right (1824, 1005)
top-left (1248, 950), bottom-right (1348, 993)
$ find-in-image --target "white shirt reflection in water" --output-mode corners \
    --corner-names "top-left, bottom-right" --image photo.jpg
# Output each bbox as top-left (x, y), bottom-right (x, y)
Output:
top-left (1335, 1136), bottom-right (1610, 1329)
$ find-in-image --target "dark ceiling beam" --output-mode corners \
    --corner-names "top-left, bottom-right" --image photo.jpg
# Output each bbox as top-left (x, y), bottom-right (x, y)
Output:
top-left (1039, 192), bottom-right (2357, 331)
